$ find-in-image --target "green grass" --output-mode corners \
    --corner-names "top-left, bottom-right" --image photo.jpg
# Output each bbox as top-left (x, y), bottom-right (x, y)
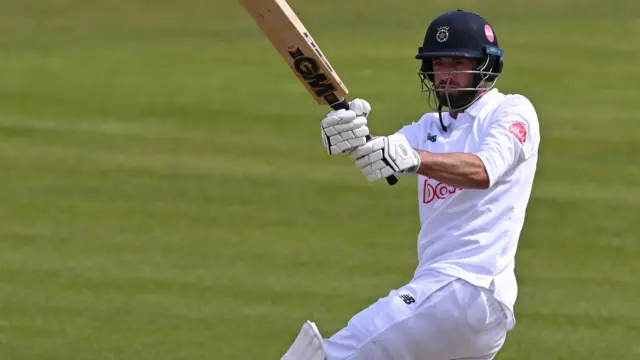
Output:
top-left (0, 0), bottom-right (639, 359)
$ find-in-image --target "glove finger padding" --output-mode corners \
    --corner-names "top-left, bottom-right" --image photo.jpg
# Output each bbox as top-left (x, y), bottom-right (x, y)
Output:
top-left (331, 117), bottom-right (367, 134)
top-left (321, 109), bottom-right (356, 128)
top-left (349, 136), bottom-right (384, 160)
top-left (366, 158), bottom-right (387, 173)
top-left (338, 136), bottom-right (367, 153)
top-left (321, 109), bottom-right (370, 155)
top-left (321, 99), bottom-right (373, 156)
top-left (329, 126), bottom-right (367, 143)
top-left (354, 149), bottom-right (383, 169)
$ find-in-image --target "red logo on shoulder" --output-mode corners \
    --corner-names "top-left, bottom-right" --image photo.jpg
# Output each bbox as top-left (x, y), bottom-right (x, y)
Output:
top-left (509, 122), bottom-right (527, 144)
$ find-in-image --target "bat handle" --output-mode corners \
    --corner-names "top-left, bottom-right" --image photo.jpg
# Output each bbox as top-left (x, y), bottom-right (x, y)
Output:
top-left (331, 99), bottom-right (398, 186)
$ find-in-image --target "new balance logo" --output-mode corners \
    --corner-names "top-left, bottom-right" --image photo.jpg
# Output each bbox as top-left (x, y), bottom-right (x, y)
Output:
top-left (426, 133), bottom-right (437, 143)
top-left (399, 294), bottom-right (415, 305)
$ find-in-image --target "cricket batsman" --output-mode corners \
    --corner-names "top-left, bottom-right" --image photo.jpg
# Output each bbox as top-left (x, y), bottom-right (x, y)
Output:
top-left (281, 9), bottom-right (540, 360)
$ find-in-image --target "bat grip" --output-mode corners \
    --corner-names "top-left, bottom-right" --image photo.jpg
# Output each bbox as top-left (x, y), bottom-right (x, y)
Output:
top-left (331, 99), bottom-right (398, 186)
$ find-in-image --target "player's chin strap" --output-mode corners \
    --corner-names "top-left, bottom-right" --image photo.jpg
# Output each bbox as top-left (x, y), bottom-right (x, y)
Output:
top-left (438, 104), bottom-right (447, 132)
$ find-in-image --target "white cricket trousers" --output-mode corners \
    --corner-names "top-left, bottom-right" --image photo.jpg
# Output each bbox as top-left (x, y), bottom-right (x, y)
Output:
top-left (323, 277), bottom-right (509, 360)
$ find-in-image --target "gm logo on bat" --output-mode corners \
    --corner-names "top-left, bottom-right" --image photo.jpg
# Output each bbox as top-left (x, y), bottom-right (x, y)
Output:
top-left (287, 46), bottom-right (340, 105)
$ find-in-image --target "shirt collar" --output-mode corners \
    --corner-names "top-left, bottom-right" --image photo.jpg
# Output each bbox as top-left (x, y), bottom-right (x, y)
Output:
top-left (439, 88), bottom-right (499, 129)
top-left (463, 88), bottom-right (499, 118)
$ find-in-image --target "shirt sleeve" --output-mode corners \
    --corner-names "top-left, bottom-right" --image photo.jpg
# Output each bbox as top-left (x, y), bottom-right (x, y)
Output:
top-left (474, 95), bottom-right (540, 188)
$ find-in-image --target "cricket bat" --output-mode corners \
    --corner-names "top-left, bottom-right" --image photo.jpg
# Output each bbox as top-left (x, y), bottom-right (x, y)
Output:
top-left (240, 0), bottom-right (398, 186)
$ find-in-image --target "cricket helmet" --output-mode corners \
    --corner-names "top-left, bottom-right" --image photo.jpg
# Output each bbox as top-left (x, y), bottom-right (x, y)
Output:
top-left (415, 10), bottom-right (504, 127)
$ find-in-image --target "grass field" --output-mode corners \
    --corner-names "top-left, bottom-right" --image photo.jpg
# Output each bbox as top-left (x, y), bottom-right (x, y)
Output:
top-left (0, 0), bottom-right (639, 359)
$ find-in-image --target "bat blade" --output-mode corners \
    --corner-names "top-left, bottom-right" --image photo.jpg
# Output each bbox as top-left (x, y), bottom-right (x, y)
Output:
top-left (240, 0), bottom-right (398, 186)
top-left (240, 0), bottom-right (348, 108)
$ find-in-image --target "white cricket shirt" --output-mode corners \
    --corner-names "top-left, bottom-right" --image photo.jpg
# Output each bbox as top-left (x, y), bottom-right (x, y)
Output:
top-left (395, 88), bottom-right (540, 329)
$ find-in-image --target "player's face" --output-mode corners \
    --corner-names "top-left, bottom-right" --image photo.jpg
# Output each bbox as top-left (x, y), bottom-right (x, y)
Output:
top-left (432, 57), bottom-right (476, 92)
top-left (432, 57), bottom-right (478, 109)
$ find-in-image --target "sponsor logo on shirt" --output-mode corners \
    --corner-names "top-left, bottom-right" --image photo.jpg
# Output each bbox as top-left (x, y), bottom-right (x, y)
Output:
top-left (423, 177), bottom-right (462, 204)
top-left (509, 122), bottom-right (527, 144)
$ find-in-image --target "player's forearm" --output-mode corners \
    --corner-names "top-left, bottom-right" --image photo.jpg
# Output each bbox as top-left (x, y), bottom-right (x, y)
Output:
top-left (414, 151), bottom-right (490, 189)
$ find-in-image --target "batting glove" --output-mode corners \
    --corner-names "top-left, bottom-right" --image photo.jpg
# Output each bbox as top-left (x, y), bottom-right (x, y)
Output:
top-left (321, 99), bottom-right (371, 155)
top-left (349, 134), bottom-right (421, 182)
